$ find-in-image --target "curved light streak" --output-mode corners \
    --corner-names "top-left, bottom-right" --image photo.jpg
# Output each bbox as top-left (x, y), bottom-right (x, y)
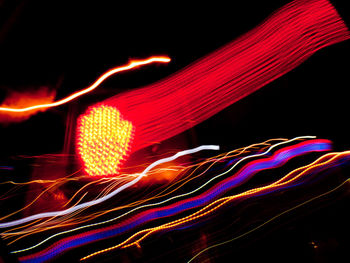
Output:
top-left (0, 56), bottom-right (171, 113)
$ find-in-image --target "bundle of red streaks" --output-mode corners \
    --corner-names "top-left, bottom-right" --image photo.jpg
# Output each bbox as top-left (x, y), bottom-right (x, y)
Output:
top-left (77, 0), bottom-right (350, 176)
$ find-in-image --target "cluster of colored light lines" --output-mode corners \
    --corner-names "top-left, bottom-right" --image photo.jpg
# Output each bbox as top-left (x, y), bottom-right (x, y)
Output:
top-left (0, 138), bottom-right (282, 244)
top-left (2, 136), bottom-right (349, 262)
top-left (0, 136), bottom-right (349, 262)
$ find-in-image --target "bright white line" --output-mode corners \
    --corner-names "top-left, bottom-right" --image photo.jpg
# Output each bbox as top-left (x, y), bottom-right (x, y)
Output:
top-left (0, 145), bottom-right (219, 230)
top-left (10, 136), bottom-right (315, 254)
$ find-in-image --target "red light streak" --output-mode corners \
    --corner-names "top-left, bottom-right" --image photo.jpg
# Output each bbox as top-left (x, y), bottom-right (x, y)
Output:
top-left (0, 56), bottom-right (170, 113)
top-left (77, 0), bottom-right (350, 176)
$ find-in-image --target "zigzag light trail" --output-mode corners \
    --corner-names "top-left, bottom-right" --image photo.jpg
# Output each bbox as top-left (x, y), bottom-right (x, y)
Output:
top-left (76, 0), bottom-right (350, 176)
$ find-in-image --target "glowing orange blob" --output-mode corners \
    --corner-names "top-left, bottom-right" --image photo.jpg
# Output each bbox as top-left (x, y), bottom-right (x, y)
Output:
top-left (76, 105), bottom-right (134, 176)
top-left (0, 87), bottom-right (56, 123)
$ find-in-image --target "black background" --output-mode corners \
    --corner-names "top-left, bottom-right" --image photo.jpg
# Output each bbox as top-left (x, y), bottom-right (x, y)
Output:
top-left (0, 0), bottom-right (350, 262)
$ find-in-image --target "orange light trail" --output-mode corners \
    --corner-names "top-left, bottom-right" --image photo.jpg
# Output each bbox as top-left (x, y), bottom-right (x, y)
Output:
top-left (0, 56), bottom-right (171, 113)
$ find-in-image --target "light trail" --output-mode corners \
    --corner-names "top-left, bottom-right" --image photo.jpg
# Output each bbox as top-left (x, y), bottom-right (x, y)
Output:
top-left (0, 145), bottom-right (219, 229)
top-left (187, 177), bottom-right (350, 263)
top-left (0, 56), bottom-right (170, 113)
top-left (9, 136), bottom-right (311, 255)
top-left (14, 137), bottom-right (333, 262)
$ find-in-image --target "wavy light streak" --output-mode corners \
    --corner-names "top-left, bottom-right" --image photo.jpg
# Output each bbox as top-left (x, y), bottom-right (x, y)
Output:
top-left (0, 56), bottom-right (170, 113)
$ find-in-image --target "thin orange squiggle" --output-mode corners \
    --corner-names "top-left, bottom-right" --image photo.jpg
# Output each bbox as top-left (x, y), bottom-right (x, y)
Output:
top-left (0, 56), bottom-right (171, 113)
